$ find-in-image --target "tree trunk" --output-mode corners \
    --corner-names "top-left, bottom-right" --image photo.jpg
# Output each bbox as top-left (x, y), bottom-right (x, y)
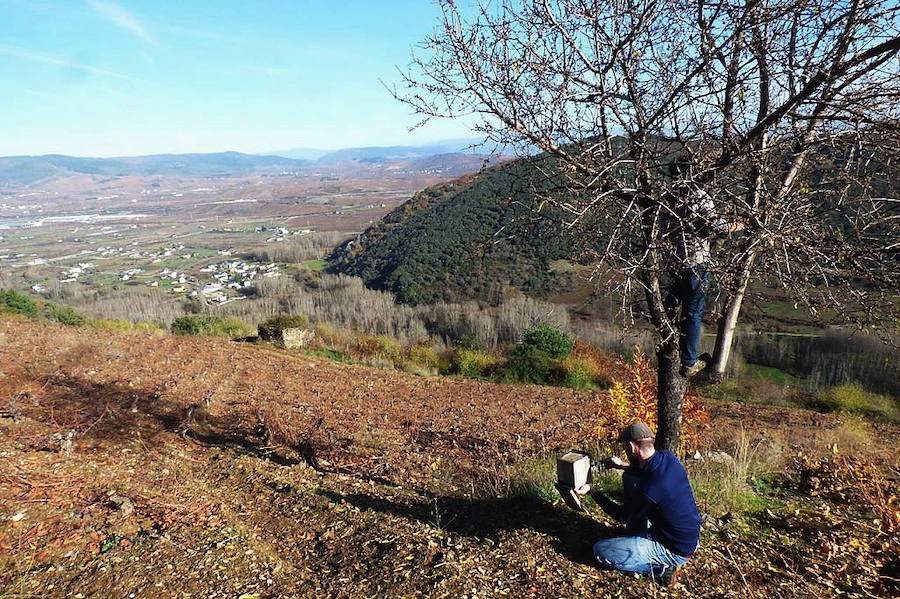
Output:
top-left (656, 338), bottom-right (688, 452)
top-left (711, 251), bottom-right (757, 379)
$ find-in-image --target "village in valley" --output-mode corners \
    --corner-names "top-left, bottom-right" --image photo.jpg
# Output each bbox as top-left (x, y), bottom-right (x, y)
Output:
top-left (0, 167), bottom-right (444, 310)
top-left (24, 238), bottom-right (290, 306)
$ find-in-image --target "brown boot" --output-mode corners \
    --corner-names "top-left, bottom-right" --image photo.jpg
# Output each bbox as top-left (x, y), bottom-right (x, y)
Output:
top-left (659, 566), bottom-right (680, 588)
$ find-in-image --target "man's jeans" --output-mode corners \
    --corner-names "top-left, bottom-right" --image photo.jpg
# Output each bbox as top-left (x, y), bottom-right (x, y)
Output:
top-left (665, 267), bottom-right (710, 367)
top-left (594, 470), bottom-right (693, 579)
top-left (593, 535), bottom-right (690, 579)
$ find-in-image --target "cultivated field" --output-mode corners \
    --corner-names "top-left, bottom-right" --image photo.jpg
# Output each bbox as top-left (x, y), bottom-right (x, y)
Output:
top-left (1, 319), bottom-right (897, 598)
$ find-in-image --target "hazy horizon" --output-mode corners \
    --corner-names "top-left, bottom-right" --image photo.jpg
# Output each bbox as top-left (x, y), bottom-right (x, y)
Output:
top-left (0, 136), bottom-right (490, 160)
top-left (0, 0), bottom-right (475, 157)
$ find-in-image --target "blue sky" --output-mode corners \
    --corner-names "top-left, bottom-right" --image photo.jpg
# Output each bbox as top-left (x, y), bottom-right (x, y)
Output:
top-left (0, 0), bottom-right (472, 157)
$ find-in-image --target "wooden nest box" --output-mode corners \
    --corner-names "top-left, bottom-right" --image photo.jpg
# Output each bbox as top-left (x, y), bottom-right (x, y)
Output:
top-left (556, 450), bottom-right (592, 489)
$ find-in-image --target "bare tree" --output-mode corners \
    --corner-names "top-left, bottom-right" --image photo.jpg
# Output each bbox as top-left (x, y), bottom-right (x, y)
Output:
top-left (399, 0), bottom-right (900, 450)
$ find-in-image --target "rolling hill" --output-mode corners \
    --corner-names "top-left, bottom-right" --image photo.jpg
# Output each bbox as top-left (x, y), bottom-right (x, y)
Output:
top-left (0, 144), bottom-right (506, 187)
top-left (0, 152), bottom-right (310, 186)
top-left (328, 156), bottom-right (577, 304)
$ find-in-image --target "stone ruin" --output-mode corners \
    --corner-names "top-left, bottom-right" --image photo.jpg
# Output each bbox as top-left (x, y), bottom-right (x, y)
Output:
top-left (258, 324), bottom-right (316, 349)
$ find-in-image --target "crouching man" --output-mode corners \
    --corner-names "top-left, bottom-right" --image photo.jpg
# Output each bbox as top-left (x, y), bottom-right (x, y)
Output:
top-left (576, 423), bottom-right (701, 587)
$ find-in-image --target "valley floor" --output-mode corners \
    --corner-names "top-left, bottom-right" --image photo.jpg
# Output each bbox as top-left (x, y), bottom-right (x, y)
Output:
top-left (0, 319), bottom-right (896, 598)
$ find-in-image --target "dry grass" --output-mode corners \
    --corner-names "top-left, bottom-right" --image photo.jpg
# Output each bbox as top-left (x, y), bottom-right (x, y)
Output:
top-left (688, 428), bottom-right (782, 517)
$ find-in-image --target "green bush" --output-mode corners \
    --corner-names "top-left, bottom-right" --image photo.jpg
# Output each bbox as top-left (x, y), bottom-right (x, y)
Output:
top-left (260, 313), bottom-right (309, 331)
top-left (519, 324), bottom-right (573, 359)
top-left (90, 318), bottom-right (136, 332)
top-left (375, 335), bottom-right (404, 364)
top-left (553, 356), bottom-right (605, 390)
top-left (816, 383), bottom-right (899, 423)
top-left (0, 289), bottom-right (87, 326)
top-left (407, 343), bottom-right (449, 371)
top-left (89, 318), bottom-right (164, 334)
top-left (353, 334), bottom-right (406, 364)
top-left (134, 321), bottom-right (165, 334)
top-left (497, 345), bottom-right (552, 385)
top-left (171, 315), bottom-right (251, 337)
top-left (0, 289), bottom-right (40, 319)
top-left (43, 302), bottom-right (86, 326)
top-left (452, 348), bottom-right (499, 378)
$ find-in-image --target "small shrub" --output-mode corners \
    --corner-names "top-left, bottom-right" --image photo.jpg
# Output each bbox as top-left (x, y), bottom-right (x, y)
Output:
top-left (375, 335), bottom-right (404, 364)
top-left (43, 302), bottom-right (86, 326)
top-left (134, 321), bottom-right (165, 334)
top-left (816, 383), bottom-right (898, 423)
top-left (354, 335), bottom-right (383, 356)
top-left (554, 355), bottom-right (605, 390)
top-left (594, 347), bottom-right (707, 450)
top-left (314, 322), bottom-right (336, 343)
top-left (406, 343), bottom-right (450, 371)
top-left (519, 324), bottom-right (574, 359)
top-left (171, 315), bottom-right (251, 337)
top-left (0, 289), bottom-right (40, 319)
top-left (260, 313), bottom-right (309, 330)
top-left (90, 318), bottom-right (136, 332)
top-left (455, 334), bottom-right (485, 351)
top-left (88, 318), bottom-right (165, 334)
top-left (497, 345), bottom-right (552, 385)
top-left (452, 348), bottom-right (499, 378)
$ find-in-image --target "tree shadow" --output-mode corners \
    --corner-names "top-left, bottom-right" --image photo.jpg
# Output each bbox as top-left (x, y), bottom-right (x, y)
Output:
top-left (19, 371), bottom-right (622, 566)
top-left (20, 372), bottom-right (411, 480)
top-left (320, 489), bottom-right (620, 566)
top-left (19, 372), bottom-right (304, 464)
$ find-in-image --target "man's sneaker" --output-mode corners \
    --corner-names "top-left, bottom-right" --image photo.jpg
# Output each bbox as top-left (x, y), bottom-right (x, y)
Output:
top-left (680, 358), bottom-right (707, 378)
top-left (658, 565), bottom-right (680, 588)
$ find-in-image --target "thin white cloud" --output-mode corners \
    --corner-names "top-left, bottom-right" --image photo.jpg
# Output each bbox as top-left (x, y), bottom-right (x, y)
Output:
top-left (0, 44), bottom-right (143, 81)
top-left (85, 0), bottom-right (157, 45)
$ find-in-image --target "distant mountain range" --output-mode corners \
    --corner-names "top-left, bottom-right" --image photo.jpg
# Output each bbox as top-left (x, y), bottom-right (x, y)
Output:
top-left (0, 152), bottom-right (310, 186)
top-left (267, 138), bottom-right (492, 163)
top-left (0, 139), bottom-right (508, 186)
top-left (319, 139), bottom-right (497, 164)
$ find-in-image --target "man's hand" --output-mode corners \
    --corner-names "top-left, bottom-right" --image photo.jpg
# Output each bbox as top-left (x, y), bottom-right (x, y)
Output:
top-left (575, 484), bottom-right (591, 496)
top-left (601, 455), bottom-right (628, 469)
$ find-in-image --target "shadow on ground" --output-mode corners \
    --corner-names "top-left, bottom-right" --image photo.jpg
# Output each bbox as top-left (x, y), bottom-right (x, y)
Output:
top-left (321, 489), bottom-right (619, 566)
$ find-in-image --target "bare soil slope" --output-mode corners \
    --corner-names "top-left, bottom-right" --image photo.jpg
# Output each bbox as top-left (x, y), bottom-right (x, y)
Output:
top-left (1, 318), bottom-right (896, 598)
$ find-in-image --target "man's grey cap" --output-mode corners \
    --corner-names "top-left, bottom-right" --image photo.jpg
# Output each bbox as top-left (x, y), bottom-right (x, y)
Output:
top-left (618, 422), bottom-right (655, 443)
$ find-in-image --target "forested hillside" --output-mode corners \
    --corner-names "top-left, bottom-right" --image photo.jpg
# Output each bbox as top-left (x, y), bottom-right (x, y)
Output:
top-left (329, 135), bottom-right (899, 313)
top-left (328, 157), bottom-right (578, 304)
